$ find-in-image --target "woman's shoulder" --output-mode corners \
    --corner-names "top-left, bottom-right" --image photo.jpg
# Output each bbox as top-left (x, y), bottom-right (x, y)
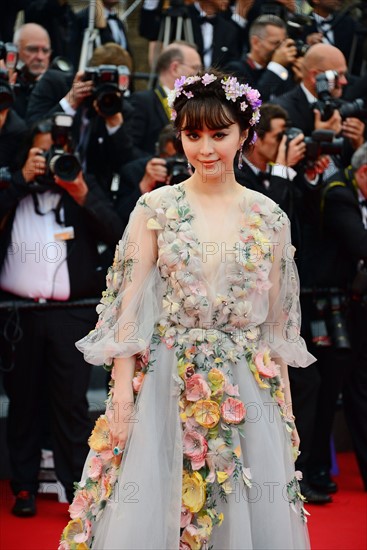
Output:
top-left (242, 187), bottom-right (289, 231)
top-left (136, 184), bottom-right (180, 213)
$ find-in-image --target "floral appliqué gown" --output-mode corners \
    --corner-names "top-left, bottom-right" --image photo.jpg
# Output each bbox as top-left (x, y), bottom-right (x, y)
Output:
top-left (59, 182), bottom-right (314, 550)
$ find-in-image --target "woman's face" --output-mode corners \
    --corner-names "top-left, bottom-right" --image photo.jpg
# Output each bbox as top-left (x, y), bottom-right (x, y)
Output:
top-left (181, 121), bottom-right (244, 181)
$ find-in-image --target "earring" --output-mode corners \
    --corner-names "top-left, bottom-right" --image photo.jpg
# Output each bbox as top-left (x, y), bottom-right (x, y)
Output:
top-left (238, 141), bottom-right (244, 170)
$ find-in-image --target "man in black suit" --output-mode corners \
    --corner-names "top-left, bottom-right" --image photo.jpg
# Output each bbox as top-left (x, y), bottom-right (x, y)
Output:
top-left (130, 42), bottom-right (202, 157)
top-left (76, 0), bottom-right (132, 61)
top-left (226, 14), bottom-right (300, 102)
top-left (139, 0), bottom-right (242, 70)
top-left (24, 0), bottom-right (79, 70)
top-left (273, 43), bottom-right (365, 157)
top-left (306, 143), bottom-right (367, 494)
top-left (0, 117), bottom-right (124, 516)
top-left (301, 0), bottom-right (364, 75)
top-left (26, 43), bottom-right (139, 197)
top-left (12, 23), bottom-right (52, 120)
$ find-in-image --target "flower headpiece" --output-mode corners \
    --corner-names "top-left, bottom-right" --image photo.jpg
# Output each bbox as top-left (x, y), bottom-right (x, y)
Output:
top-left (167, 73), bottom-right (262, 129)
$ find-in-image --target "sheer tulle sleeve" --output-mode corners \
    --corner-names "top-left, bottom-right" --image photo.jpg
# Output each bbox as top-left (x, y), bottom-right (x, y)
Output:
top-left (76, 193), bottom-right (163, 366)
top-left (264, 216), bottom-right (315, 368)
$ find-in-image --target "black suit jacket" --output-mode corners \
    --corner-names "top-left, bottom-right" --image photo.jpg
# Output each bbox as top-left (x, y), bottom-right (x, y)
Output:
top-left (300, 168), bottom-right (367, 290)
top-left (139, 5), bottom-right (241, 69)
top-left (301, 11), bottom-right (364, 75)
top-left (0, 110), bottom-right (27, 168)
top-left (272, 85), bottom-right (315, 136)
top-left (24, 0), bottom-right (80, 70)
top-left (225, 56), bottom-right (296, 102)
top-left (76, 7), bottom-right (132, 59)
top-left (130, 86), bottom-right (171, 157)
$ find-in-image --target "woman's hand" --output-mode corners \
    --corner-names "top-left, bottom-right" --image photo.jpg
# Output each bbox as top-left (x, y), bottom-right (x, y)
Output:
top-left (109, 385), bottom-right (135, 453)
top-left (291, 425), bottom-right (300, 451)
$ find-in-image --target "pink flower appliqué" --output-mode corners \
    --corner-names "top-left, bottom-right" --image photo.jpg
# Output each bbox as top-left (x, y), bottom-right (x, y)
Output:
top-left (181, 505), bottom-right (193, 528)
top-left (68, 492), bottom-right (90, 520)
top-left (88, 456), bottom-right (103, 481)
top-left (183, 430), bottom-right (208, 470)
top-left (185, 373), bottom-right (211, 402)
top-left (255, 351), bottom-right (279, 379)
top-left (220, 397), bottom-right (246, 424)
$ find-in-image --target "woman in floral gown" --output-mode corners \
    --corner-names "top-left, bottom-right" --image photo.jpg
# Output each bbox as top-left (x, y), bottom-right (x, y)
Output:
top-left (59, 71), bottom-right (315, 550)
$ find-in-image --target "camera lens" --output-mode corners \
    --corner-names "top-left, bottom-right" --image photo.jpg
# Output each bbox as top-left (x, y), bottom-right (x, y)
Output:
top-left (50, 153), bottom-right (81, 181)
top-left (96, 89), bottom-right (121, 116)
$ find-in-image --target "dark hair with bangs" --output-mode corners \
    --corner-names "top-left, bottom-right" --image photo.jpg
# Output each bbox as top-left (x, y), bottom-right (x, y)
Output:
top-left (172, 70), bottom-right (256, 150)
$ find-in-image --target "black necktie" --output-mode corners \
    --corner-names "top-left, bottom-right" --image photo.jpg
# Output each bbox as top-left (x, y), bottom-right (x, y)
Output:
top-left (107, 13), bottom-right (118, 21)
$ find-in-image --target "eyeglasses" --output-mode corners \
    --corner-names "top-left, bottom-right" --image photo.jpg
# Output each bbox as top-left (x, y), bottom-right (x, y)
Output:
top-left (24, 45), bottom-right (52, 55)
top-left (180, 62), bottom-right (203, 73)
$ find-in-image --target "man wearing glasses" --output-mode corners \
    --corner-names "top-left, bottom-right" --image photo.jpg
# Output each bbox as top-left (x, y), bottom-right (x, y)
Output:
top-left (12, 23), bottom-right (51, 119)
top-left (130, 41), bottom-right (202, 157)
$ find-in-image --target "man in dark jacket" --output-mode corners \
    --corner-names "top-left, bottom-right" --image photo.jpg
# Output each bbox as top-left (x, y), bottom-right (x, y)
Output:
top-left (0, 119), bottom-right (124, 516)
top-left (226, 14), bottom-right (300, 102)
top-left (303, 144), bottom-right (367, 494)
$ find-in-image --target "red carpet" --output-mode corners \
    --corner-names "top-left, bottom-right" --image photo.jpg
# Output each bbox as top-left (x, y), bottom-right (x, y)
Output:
top-left (0, 452), bottom-right (366, 550)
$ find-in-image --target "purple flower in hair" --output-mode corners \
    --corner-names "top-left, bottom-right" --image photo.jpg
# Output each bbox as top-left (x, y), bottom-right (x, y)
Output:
top-left (202, 73), bottom-right (217, 86)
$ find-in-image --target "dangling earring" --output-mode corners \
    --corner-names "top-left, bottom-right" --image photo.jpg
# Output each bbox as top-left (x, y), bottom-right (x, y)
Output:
top-left (238, 141), bottom-right (244, 170)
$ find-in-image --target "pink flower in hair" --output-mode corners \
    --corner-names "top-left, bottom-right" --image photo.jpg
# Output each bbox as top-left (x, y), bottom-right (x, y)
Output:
top-left (202, 73), bottom-right (217, 86)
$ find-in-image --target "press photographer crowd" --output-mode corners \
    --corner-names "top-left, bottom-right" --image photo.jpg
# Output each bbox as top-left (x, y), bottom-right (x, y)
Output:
top-left (1, 0), bottom-right (367, 519)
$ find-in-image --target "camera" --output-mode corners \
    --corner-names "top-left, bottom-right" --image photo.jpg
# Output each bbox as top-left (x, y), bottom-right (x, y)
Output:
top-left (165, 155), bottom-right (190, 186)
top-left (285, 127), bottom-right (344, 163)
top-left (84, 64), bottom-right (130, 116)
top-left (259, 1), bottom-right (313, 48)
top-left (314, 71), bottom-right (366, 121)
top-left (0, 70), bottom-right (14, 111)
top-left (35, 113), bottom-right (81, 188)
top-left (294, 39), bottom-right (309, 58)
top-left (0, 42), bottom-right (18, 70)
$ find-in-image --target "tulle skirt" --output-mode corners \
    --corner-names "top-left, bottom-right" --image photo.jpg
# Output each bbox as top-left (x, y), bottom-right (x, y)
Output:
top-left (78, 340), bottom-right (310, 550)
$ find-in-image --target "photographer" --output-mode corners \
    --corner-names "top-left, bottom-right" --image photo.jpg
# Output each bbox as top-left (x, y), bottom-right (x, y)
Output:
top-left (299, 142), bottom-right (367, 497)
top-left (12, 23), bottom-right (52, 119)
top-left (273, 43), bottom-right (365, 161)
top-left (0, 115), bottom-right (124, 516)
top-left (116, 124), bottom-right (191, 228)
top-left (301, 0), bottom-right (364, 76)
top-left (26, 42), bottom-right (139, 197)
top-left (226, 14), bottom-right (301, 101)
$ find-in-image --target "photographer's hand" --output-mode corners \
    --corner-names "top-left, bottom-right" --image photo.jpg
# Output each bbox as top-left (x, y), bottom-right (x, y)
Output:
top-left (306, 32), bottom-right (323, 46)
top-left (286, 133), bottom-right (306, 167)
top-left (271, 39), bottom-right (297, 67)
top-left (139, 158), bottom-right (168, 194)
top-left (342, 117), bottom-right (365, 150)
top-left (54, 171), bottom-right (88, 206)
top-left (314, 108), bottom-right (342, 135)
top-left (22, 148), bottom-right (47, 183)
top-left (305, 155), bottom-right (330, 181)
top-left (64, 71), bottom-right (93, 110)
top-left (290, 57), bottom-right (303, 83)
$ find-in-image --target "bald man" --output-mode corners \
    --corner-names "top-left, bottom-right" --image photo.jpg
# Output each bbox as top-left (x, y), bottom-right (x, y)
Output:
top-left (12, 23), bottom-right (51, 118)
top-left (272, 43), bottom-right (364, 150)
